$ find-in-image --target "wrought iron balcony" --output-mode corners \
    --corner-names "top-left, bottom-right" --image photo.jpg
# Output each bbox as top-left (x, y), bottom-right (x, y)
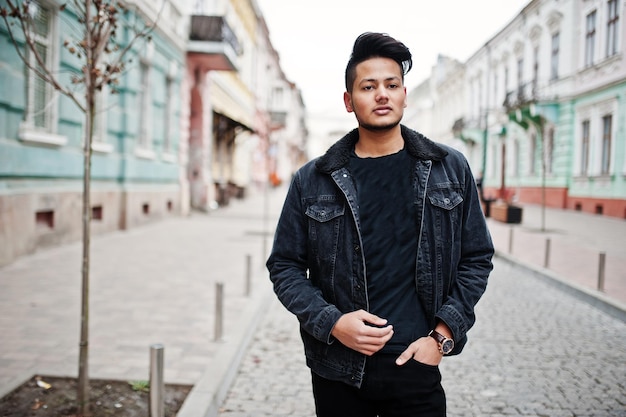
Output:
top-left (270, 111), bottom-right (287, 130)
top-left (503, 81), bottom-right (538, 112)
top-left (188, 15), bottom-right (242, 71)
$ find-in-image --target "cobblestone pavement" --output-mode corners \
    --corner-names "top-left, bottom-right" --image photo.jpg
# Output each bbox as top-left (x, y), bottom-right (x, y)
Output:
top-left (217, 259), bottom-right (626, 417)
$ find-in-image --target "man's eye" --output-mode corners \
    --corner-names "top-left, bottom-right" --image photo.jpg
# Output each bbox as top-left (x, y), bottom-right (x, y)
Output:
top-left (363, 85), bottom-right (374, 90)
top-left (388, 84), bottom-right (399, 89)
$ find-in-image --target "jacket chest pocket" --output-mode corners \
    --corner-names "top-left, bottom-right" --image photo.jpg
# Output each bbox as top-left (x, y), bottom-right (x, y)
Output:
top-left (428, 189), bottom-right (463, 211)
top-left (427, 188), bottom-right (463, 232)
top-left (305, 201), bottom-right (345, 260)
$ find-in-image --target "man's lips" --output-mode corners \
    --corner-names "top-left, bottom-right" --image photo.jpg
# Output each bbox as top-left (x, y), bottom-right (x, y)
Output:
top-left (373, 106), bottom-right (392, 115)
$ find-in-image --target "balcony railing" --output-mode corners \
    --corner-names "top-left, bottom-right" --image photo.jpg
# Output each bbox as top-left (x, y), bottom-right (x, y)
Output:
top-left (270, 111), bottom-right (287, 129)
top-left (188, 16), bottom-right (241, 71)
top-left (504, 81), bottom-right (538, 111)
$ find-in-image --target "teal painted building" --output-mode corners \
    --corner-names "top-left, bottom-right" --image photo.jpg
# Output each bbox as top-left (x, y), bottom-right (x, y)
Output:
top-left (466, 0), bottom-right (626, 219)
top-left (0, 0), bottom-right (188, 265)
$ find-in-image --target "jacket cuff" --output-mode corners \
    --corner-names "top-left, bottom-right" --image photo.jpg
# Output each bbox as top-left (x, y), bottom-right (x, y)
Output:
top-left (435, 304), bottom-right (467, 344)
top-left (314, 305), bottom-right (343, 344)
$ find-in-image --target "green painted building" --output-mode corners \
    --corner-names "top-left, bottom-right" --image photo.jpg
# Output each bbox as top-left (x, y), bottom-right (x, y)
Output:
top-left (0, 0), bottom-right (188, 265)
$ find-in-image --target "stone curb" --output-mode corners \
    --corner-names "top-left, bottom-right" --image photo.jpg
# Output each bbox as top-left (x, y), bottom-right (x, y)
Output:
top-left (176, 280), bottom-right (275, 417)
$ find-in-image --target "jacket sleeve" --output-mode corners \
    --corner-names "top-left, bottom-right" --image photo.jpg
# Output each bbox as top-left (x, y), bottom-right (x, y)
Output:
top-left (435, 158), bottom-right (494, 354)
top-left (266, 171), bottom-right (343, 344)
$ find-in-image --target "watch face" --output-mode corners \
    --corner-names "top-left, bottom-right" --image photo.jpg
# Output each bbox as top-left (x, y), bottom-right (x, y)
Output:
top-left (442, 339), bottom-right (454, 354)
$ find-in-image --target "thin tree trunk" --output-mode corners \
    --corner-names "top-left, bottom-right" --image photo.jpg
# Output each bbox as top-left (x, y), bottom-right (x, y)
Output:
top-left (77, 1), bottom-right (94, 414)
top-left (0, 1), bottom-right (159, 414)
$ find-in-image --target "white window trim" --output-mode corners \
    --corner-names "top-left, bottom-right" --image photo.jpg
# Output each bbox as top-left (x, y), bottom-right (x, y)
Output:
top-left (164, 61), bottom-right (177, 156)
top-left (135, 147), bottom-right (156, 160)
top-left (91, 141), bottom-right (113, 154)
top-left (161, 152), bottom-right (177, 163)
top-left (19, 122), bottom-right (67, 146)
top-left (137, 42), bottom-right (154, 152)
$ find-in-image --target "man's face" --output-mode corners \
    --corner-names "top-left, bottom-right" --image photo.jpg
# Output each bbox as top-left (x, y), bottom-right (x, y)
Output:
top-left (343, 57), bottom-right (407, 131)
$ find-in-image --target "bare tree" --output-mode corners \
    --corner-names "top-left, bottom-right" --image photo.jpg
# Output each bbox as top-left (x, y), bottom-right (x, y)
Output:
top-left (0, 1), bottom-right (158, 414)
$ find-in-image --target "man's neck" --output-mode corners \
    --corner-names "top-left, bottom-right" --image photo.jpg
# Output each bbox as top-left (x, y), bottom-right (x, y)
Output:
top-left (354, 125), bottom-right (404, 158)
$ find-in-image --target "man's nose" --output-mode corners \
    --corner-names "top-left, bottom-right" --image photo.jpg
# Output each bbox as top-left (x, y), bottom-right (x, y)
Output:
top-left (376, 86), bottom-right (389, 101)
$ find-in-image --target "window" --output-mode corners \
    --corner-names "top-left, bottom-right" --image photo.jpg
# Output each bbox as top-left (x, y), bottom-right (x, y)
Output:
top-left (601, 115), bottom-right (612, 174)
top-left (606, 0), bottom-right (619, 57)
top-left (91, 205), bottom-right (103, 220)
top-left (581, 120), bottom-right (590, 175)
top-left (529, 132), bottom-right (536, 175)
top-left (532, 46), bottom-right (539, 94)
top-left (20, 1), bottom-right (57, 132)
top-left (546, 127), bottom-right (554, 174)
top-left (18, 1), bottom-right (66, 146)
top-left (517, 58), bottom-right (524, 99)
top-left (91, 84), bottom-right (113, 153)
top-left (504, 67), bottom-right (509, 96)
top-left (550, 32), bottom-right (560, 80)
top-left (138, 61), bottom-right (152, 148)
top-left (36, 210), bottom-right (54, 229)
top-left (164, 71), bottom-right (176, 154)
top-left (489, 143), bottom-right (498, 178)
top-left (585, 10), bottom-right (597, 67)
top-left (493, 72), bottom-right (498, 105)
top-left (513, 139), bottom-right (520, 177)
top-left (272, 86), bottom-right (284, 108)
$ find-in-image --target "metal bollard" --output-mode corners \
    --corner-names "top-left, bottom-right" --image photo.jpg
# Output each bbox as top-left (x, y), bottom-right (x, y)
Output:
top-left (245, 254), bottom-right (252, 297)
top-left (508, 227), bottom-right (514, 254)
top-left (149, 344), bottom-right (164, 417)
top-left (215, 282), bottom-right (224, 341)
top-left (597, 252), bottom-right (606, 292)
top-left (544, 238), bottom-right (551, 268)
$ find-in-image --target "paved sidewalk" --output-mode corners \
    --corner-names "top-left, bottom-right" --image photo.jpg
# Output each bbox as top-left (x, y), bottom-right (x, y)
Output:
top-left (486, 203), bottom-right (626, 312)
top-left (0, 185), bottom-right (285, 416)
top-left (1, 187), bottom-right (625, 416)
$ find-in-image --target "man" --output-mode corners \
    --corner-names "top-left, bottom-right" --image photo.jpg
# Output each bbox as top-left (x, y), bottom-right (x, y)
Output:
top-left (266, 32), bottom-right (494, 417)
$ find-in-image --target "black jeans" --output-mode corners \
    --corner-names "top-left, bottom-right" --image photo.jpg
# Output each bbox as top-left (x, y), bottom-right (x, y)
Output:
top-left (311, 353), bottom-right (446, 417)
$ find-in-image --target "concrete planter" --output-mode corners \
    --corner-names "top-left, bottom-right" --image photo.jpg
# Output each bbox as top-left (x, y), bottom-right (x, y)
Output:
top-left (491, 202), bottom-right (523, 224)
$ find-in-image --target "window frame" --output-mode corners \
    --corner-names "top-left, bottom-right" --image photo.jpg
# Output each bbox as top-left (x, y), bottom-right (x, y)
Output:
top-left (550, 32), bottom-right (560, 80)
top-left (18, 0), bottom-right (66, 146)
top-left (585, 10), bottom-right (597, 67)
top-left (600, 114), bottom-right (613, 175)
top-left (581, 120), bottom-right (591, 176)
top-left (606, 0), bottom-right (619, 57)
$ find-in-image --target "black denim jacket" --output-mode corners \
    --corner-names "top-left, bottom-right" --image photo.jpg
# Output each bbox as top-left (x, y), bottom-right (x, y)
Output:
top-left (267, 125), bottom-right (494, 388)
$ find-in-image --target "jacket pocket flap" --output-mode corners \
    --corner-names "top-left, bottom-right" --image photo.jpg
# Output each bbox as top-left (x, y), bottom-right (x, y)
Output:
top-left (428, 190), bottom-right (463, 210)
top-left (306, 203), bottom-right (345, 222)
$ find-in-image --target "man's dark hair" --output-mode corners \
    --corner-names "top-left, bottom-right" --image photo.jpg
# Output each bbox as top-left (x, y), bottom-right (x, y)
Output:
top-left (345, 32), bottom-right (413, 92)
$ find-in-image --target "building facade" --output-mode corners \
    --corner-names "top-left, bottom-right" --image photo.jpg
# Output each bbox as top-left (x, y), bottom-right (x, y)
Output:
top-left (0, 0), bottom-right (188, 265)
top-left (411, 0), bottom-right (626, 219)
top-left (0, 0), bottom-right (307, 266)
top-left (185, 0), bottom-right (307, 209)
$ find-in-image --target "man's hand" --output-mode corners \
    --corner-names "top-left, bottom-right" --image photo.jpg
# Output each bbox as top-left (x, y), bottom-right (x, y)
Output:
top-left (395, 336), bottom-right (443, 366)
top-left (331, 310), bottom-right (393, 356)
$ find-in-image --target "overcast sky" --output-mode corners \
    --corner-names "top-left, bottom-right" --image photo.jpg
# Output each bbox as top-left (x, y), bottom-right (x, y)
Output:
top-left (256, 0), bottom-right (530, 137)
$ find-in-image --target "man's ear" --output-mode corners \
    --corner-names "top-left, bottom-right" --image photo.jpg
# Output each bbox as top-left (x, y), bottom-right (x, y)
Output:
top-left (344, 91), bottom-right (354, 113)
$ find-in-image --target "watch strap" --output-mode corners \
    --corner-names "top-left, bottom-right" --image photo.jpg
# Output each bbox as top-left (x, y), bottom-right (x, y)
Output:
top-left (428, 329), bottom-right (446, 344)
top-left (428, 329), bottom-right (453, 354)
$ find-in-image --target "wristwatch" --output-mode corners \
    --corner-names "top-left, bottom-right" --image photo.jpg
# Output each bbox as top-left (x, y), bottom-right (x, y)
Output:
top-left (428, 330), bottom-right (454, 355)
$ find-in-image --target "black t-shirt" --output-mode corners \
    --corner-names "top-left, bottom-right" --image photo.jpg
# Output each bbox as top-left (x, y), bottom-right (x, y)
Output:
top-left (349, 148), bottom-right (429, 354)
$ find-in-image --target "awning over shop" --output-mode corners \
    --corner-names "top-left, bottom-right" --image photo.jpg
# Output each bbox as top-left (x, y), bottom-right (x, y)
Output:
top-left (210, 77), bottom-right (254, 131)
